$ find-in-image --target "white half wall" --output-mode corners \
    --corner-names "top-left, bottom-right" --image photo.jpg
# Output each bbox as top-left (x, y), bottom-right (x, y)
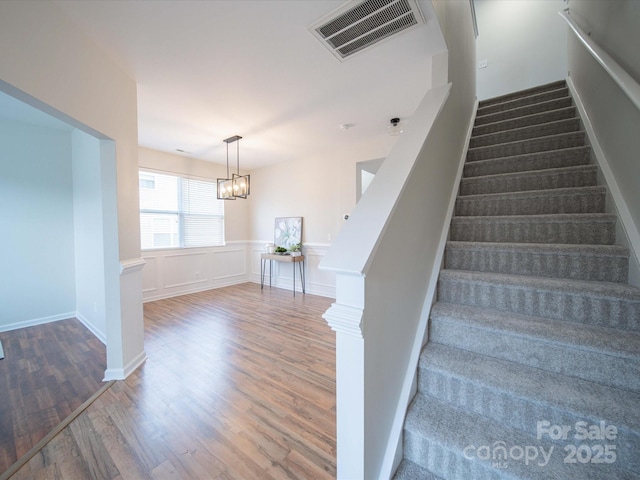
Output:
top-left (475, 0), bottom-right (568, 100)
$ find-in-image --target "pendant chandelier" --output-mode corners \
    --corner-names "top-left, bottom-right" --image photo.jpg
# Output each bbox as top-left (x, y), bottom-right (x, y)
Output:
top-left (217, 135), bottom-right (250, 200)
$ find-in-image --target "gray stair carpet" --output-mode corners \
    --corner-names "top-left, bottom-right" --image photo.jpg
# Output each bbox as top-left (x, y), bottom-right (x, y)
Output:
top-left (395, 80), bottom-right (640, 479)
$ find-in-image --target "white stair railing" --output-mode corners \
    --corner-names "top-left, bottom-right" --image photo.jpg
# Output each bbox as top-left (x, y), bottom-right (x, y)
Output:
top-left (559, 9), bottom-right (640, 111)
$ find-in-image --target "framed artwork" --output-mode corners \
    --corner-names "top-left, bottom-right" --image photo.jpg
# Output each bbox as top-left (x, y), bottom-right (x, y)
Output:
top-left (274, 217), bottom-right (302, 249)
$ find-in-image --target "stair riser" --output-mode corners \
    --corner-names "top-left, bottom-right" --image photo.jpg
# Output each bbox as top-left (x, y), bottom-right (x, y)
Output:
top-left (478, 81), bottom-right (567, 109)
top-left (470, 119), bottom-right (581, 149)
top-left (418, 366), bottom-right (640, 471)
top-left (455, 190), bottom-right (605, 216)
top-left (449, 218), bottom-right (616, 244)
top-left (403, 434), bottom-right (503, 480)
top-left (394, 461), bottom-right (444, 480)
top-left (467, 132), bottom-right (585, 162)
top-left (429, 318), bottom-right (640, 390)
top-left (437, 278), bottom-right (640, 331)
top-left (478, 88), bottom-right (569, 116)
top-left (463, 147), bottom-right (591, 178)
top-left (444, 248), bottom-right (628, 283)
top-left (460, 167), bottom-right (597, 196)
top-left (472, 107), bottom-right (576, 137)
top-left (475, 97), bottom-right (573, 126)
top-left (404, 396), bottom-right (635, 480)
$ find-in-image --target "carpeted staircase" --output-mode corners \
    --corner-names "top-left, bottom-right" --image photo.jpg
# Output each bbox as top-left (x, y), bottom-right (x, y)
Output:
top-left (394, 80), bottom-right (640, 479)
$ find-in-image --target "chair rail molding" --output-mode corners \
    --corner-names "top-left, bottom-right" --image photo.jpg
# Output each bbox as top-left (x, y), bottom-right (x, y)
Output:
top-left (119, 257), bottom-right (146, 275)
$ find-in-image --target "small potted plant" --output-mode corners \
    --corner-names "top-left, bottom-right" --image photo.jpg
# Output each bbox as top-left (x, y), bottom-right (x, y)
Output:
top-left (289, 243), bottom-right (302, 257)
top-left (275, 246), bottom-right (288, 255)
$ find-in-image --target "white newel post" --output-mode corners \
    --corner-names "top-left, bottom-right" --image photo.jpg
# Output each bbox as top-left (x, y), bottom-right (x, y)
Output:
top-left (322, 273), bottom-right (366, 479)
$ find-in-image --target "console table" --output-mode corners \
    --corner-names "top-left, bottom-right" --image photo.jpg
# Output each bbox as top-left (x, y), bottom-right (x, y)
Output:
top-left (260, 254), bottom-right (305, 296)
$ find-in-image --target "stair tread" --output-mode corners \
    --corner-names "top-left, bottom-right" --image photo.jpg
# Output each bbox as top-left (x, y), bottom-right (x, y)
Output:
top-left (467, 132), bottom-right (587, 163)
top-left (477, 87), bottom-right (569, 116)
top-left (451, 212), bottom-right (617, 224)
top-left (446, 241), bottom-right (628, 257)
top-left (478, 80), bottom-right (567, 107)
top-left (439, 269), bottom-right (640, 301)
top-left (461, 164), bottom-right (597, 186)
top-left (463, 146), bottom-right (591, 177)
top-left (457, 184), bottom-right (605, 200)
top-left (405, 394), bottom-right (631, 479)
top-left (470, 117), bottom-right (581, 144)
top-left (455, 186), bottom-right (606, 216)
top-left (474, 96), bottom-right (574, 126)
top-left (421, 342), bottom-right (640, 431)
top-left (431, 302), bottom-right (640, 362)
top-left (468, 131), bottom-right (585, 154)
top-left (445, 241), bottom-right (629, 282)
top-left (472, 106), bottom-right (576, 136)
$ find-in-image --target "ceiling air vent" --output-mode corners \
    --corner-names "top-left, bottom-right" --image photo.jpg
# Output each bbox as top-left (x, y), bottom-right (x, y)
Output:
top-left (309, 0), bottom-right (425, 61)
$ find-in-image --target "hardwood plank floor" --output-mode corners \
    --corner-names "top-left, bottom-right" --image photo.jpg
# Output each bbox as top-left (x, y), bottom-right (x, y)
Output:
top-left (0, 318), bottom-right (107, 475)
top-left (7, 283), bottom-right (337, 479)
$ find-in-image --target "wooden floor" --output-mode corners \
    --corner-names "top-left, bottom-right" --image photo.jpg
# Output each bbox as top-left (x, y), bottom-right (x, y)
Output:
top-left (0, 318), bottom-right (106, 474)
top-left (8, 283), bottom-right (337, 479)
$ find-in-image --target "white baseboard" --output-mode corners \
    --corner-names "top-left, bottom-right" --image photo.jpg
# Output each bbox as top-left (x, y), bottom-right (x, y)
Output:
top-left (0, 311), bottom-right (76, 333)
top-left (103, 350), bottom-right (147, 381)
top-left (142, 277), bottom-right (250, 303)
top-left (75, 312), bottom-right (107, 345)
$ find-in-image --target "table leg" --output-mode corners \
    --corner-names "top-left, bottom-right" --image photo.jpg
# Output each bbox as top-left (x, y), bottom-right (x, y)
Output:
top-left (299, 260), bottom-right (305, 294)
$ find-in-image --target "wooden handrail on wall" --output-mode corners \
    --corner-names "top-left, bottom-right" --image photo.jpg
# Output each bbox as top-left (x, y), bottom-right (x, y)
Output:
top-left (559, 9), bottom-right (640, 112)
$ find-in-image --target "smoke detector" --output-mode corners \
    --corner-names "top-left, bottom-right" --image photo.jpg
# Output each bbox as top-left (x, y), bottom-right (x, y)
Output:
top-left (309, 0), bottom-right (425, 61)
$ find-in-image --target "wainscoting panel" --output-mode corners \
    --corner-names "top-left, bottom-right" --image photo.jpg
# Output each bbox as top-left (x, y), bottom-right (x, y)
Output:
top-left (164, 251), bottom-right (208, 289)
top-left (211, 248), bottom-right (246, 280)
top-left (250, 242), bottom-right (335, 298)
top-left (143, 242), bottom-right (336, 302)
top-left (142, 244), bottom-right (251, 302)
top-left (305, 249), bottom-right (337, 298)
top-left (141, 255), bottom-right (158, 294)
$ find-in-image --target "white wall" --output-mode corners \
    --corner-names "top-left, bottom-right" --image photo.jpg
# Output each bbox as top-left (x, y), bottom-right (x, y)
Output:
top-left (0, 121), bottom-right (76, 330)
top-left (249, 138), bottom-right (397, 246)
top-left (569, 0), bottom-right (640, 83)
top-left (72, 130), bottom-right (107, 342)
top-left (0, 1), bottom-right (144, 378)
top-left (566, 0), bottom-right (640, 285)
top-left (248, 137), bottom-right (406, 297)
top-left (475, 0), bottom-right (567, 100)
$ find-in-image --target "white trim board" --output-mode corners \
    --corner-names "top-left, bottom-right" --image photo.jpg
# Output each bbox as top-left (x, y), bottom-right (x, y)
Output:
top-left (0, 311), bottom-right (76, 333)
top-left (0, 340), bottom-right (4, 360)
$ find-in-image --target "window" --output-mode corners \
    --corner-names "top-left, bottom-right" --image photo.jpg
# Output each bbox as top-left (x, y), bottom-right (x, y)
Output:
top-left (139, 170), bottom-right (224, 249)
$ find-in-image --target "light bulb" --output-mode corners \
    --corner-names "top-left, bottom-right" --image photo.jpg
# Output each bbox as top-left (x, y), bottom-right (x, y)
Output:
top-left (387, 117), bottom-right (404, 136)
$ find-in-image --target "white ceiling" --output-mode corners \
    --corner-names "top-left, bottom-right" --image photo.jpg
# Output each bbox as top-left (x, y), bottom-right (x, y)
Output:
top-left (6, 1), bottom-right (446, 170)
